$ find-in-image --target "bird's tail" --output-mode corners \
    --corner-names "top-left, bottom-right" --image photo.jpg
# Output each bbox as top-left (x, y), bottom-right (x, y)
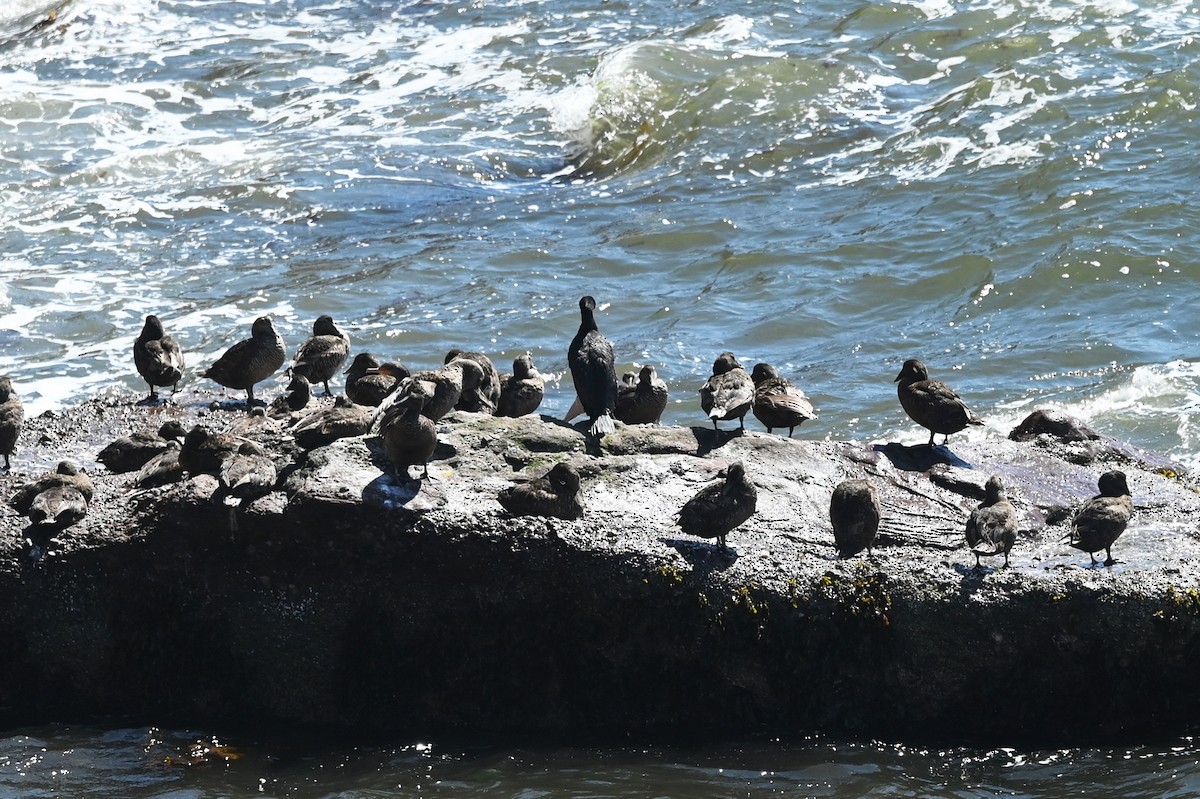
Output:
top-left (589, 412), bottom-right (615, 437)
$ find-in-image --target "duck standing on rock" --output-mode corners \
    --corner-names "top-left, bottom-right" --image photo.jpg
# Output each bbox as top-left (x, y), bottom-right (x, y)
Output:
top-left (497, 353), bottom-right (545, 418)
top-left (1068, 470), bottom-right (1132, 567)
top-left (568, 296), bottom-right (618, 437)
top-left (134, 314), bottom-right (186, 401)
top-left (676, 461), bottom-right (757, 549)
top-left (894, 358), bottom-right (984, 446)
top-left (446, 349), bottom-right (501, 413)
top-left (292, 315), bottom-right (350, 397)
top-left (699, 352), bottom-right (753, 432)
top-left (9, 461), bottom-right (94, 529)
top-left (497, 462), bottom-right (583, 520)
top-left (97, 419), bottom-right (188, 473)
top-left (201, 316), bottom-right (286, 409)
top-left (345, 354), bottom-right (407, 407)
top-left (751, 363), bottom-right (816, 436)
top-left (379, 389), bottom-right (438, 480)
top-left (830, 478), bottom-right (880, 559)
top-left (0, 376), bottom-right (23, 470)
top-left (615, 365), bottom-right (668, 425)
top-left (965, 475), bottom-right (1018, 568)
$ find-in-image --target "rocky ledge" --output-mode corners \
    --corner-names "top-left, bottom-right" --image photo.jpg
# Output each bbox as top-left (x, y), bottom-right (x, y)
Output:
top-left (1, 393), bottom-right (1199, 745)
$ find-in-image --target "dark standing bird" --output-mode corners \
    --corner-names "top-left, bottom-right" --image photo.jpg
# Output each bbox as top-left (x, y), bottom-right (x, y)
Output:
top-left (292, 395), bottom-right (375, 450)
top-left (894, 358), bottom-right (984, 446)
top-left (615, 365), bottom-right (669, 425)
top-left (133, 314), bottom-right (186, 401)
top-left (676, 461), bottom-right (758, 549)
top-left (0, 376), bottom-right (23, 470)
top-left (292, 315), bottom-right (351, 397)
top-left (497, 462), bottom-right (583, 520)
top-left (497, 353), bottom-right (545, 418)
top-left (751, 362), bottom-right (816, 436)
top-left (445, 349), bottom-right (501, 413)
top-left (567, 296), bottom-right (618, 437)
top-left (379, 391), bottom-right (438, 480)
top-left (345, 354), bottom-right (407, 407)
top-left (965, 475), bottom-right (1018, 568)
top-left (9, 461), bottom-right (94, 529)
top-left (96, 419), bottom-right (188, 473)
top-left (1068, 470), bottom-right (1132, 566)
top-left (201, 316), bottom-right (286, 409)
top-left (830, 478), bottom-right (880, 559)
top-left (699, 352), bottom-right (753, 432)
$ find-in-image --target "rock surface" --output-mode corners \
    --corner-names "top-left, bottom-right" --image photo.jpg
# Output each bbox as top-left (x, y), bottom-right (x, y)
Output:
top-left (1, 389), bottom-right (1199, 744)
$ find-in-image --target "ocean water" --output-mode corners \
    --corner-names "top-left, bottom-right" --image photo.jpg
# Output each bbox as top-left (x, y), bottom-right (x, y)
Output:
top-left (3, 0), bottom-right (1200, 790)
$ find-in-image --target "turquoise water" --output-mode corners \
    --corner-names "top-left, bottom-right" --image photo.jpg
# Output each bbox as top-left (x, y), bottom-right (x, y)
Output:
top-left (3, 0), bottom-right (1200, 789)
top-left (3, 0), bottom-right (1199, 464)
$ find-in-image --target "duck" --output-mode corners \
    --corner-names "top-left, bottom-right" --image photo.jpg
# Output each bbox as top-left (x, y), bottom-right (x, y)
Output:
top-left (830, 478), bottom-right (880, 559)
top-left (178, 425), bottom-right (268, 477)
top-left (965, 475), bottom-right (1018, 568)
top-left (1068, 470), bottom-right (1132, 566)
top-left (9, 461), bottom-right (94, 529)
top-left (497, 353), bottom-right (545, 418)
top-left (406, 357), bottom-right (485, 422)
top-left (445, 349), bottom-right (500, 413)
top-left (615, 365), bottom-right (668, 425)
top-left (135, 440), bottom-right (183, 488)
top-left (345, 354), bottom-right (407, 407)
top-left (218, 446), bottom-right (278, 500)
top-left (292, 395), bottom-right (375, 451)
top-left (496, 462), bottom-right (583, 520)
top-left (0, 376), bottom-right (24, 470)
top-left (751, 363), bottom-right (816, 436)
top-left (699, 352), bottom-right (753, 432)
top-left (201, 316), bottom-right (286, 408)
top-left (96, 419), bottom-right (188, 473)
top-left (567, 296), bottom-right (618, 437)
top-left (269, 371), bottom-right (312, 416)
top-left (292, 315), bottom-right (351, 397)
top-left (379, 391), bottom-right (438, 480)
top-left (133, 314), bottom-right (186, 401)
top-left (676, 461), bottom-right (757, 549)
top-left (894, 358), bottom-right (984, 445)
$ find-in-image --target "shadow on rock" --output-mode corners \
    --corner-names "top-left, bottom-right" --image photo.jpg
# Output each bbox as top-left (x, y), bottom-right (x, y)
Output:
top-left (660, 536), bottom-right (739, 573)
top-left (874, 442), bottom-right (973, 472)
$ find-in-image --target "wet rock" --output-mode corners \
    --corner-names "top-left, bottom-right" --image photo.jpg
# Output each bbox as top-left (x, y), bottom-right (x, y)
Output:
top-left (0, 388), bottom-right (1198, 745)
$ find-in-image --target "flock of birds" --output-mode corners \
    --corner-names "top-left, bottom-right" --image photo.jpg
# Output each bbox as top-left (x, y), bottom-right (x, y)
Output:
top-left (0, 296), bottom-right (1133, 567)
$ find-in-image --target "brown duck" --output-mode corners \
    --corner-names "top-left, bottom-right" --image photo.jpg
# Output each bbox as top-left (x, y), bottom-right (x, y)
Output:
top-left (1068, 470), bottom-right (1132, 566)
top-left (699, 352), bottom-right (753, 432)
top-left (9, 461), bottom-right (94, 529)
top-left (97, 419), bottom-right (188, 473)
top-left (615, 365), bottom-right (668, 425)
top-left (292, 395), bottom-right (374, 451)
top-left (676, 461), bottom-right (757, 549)
top-left (895, 358), bottom-right (984, 445)
top-left (134, 314), bottom-right (186, 400)
top-left (345, 354), bottom-right (407, 407)
top-left (497, 462), bottom-right (583, 520)
top-left (0, 376), bottom-right (23, 470)
top-left (179, 425), bottom-right (268, 477)
top-left (751, 362), bottom-right (816, 436)
top-left (445, 349), bottom-right (500, 413)
top-left (201, 316), bottom-right (285, 408)
top-left (965, 475), bottom-right (1018, 568)
top-left (292, 315), bottom-right (350, 396)
top-left (830, 478), bottom-right (880, 559)
top-left (497, 353), bottom-right (545, 418)
top-left (379, 391), bottom-right (438, 480)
